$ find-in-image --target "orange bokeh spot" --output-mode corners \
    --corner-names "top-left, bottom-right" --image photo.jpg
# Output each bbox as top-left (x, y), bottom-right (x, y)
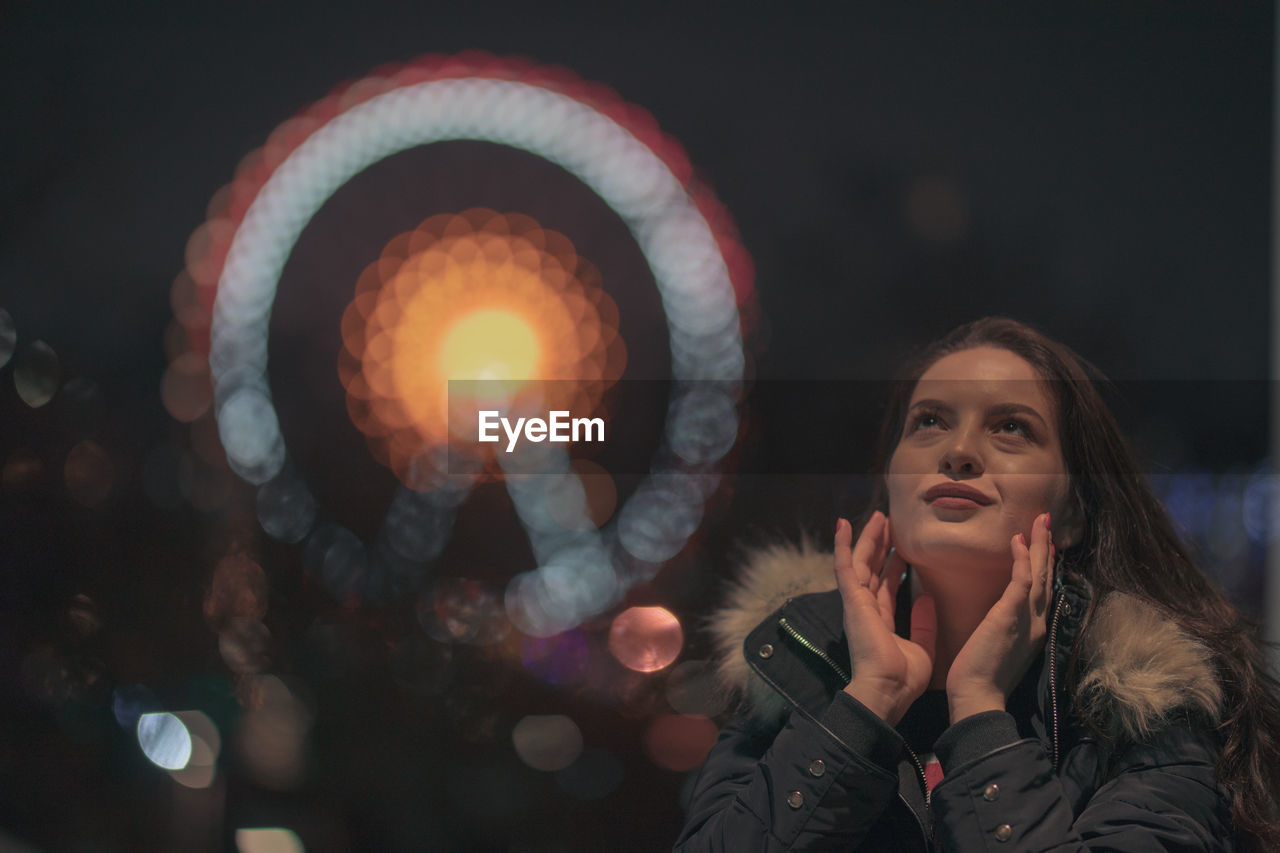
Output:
top-left (643, 714), bottom-right (718, 772)
top-left (439, 310), bottom-right (541, 381)
top-left (608, 606), bottom-right (683, 673)
top-left (339, 209), bottom-right (626, 486)
top-left (161, 352), bottom-right (213, 423)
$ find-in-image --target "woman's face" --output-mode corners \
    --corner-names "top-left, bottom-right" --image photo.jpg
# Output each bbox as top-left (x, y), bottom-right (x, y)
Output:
top-left (887, 346), bottom-right (1074, 575)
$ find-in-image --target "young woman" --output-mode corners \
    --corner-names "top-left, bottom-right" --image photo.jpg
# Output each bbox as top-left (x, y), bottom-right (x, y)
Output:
top-left (675, 318), bottom-right (1280, 852)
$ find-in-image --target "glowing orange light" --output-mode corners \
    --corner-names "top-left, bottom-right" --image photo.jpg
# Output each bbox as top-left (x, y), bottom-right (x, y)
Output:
top-left (160, 352), bottom-right (213, 423)
top-left (643, 714), bottom-right (718, 772)
top-left (339, 209), bottom-right (626, 486)
top-left (608, 606), bottom-right (683, 673)
top-left (439, 310), bottom-right (541, 381)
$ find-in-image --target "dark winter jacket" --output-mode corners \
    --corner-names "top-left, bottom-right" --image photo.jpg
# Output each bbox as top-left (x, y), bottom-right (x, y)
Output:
top-left (674, 541), bottom-right (1233, 851)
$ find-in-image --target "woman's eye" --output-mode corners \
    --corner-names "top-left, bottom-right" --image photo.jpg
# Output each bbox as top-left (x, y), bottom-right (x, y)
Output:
top-left (909, 412), bottom-right (942, 431)
top-left (997, 419), bottom-right (1029, 436)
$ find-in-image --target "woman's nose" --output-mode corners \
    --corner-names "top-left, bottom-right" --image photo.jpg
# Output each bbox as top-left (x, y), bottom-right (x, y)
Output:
top-left (939, 432), bottom-right (983, 475)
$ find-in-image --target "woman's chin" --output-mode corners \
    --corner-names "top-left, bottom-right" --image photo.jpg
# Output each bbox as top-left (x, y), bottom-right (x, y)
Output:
top-left (901, 539), bottom-right (1011, 577)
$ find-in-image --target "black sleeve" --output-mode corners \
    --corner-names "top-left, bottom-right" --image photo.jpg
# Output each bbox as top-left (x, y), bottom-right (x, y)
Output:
top-left (674, 692), bottom-right (907, 852)
top-left (931, 713), bottom-right (1234, 851)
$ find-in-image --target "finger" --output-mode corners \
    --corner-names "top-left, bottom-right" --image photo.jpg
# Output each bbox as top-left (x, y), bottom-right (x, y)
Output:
top-left (909, 593), bottom-right (937, 666)
top-left (1029, 512), bottom-right (1051, 613)
top-left (834, 517), bottom-right (877, 610)
top-left (833, 517), bottom-right (858, 597)
top-left (849, 511), bottom-right (885, 590)
top-left (1008, 532), bottom-right (1033, 603)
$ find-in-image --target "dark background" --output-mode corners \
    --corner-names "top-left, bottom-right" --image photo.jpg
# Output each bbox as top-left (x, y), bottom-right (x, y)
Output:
top-left (1, 4), bottom-right (1272, 851)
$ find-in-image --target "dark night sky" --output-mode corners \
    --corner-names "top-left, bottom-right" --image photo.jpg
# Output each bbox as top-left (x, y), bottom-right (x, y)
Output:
top-left (0, 4), bottom-right (1273, 852)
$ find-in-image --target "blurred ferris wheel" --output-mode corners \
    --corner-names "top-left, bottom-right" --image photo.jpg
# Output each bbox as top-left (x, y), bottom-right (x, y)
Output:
top-left (164, 53), bottom-right (755, 639)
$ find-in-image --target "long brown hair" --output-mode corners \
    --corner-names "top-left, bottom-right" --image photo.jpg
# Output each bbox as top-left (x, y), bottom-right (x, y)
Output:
top-left (862, 316), bottom-right (1280, 851)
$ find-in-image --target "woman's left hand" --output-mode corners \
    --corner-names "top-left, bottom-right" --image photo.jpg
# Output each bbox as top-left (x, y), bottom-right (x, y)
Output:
top-left (946, 511), bottom-right (1055, 722)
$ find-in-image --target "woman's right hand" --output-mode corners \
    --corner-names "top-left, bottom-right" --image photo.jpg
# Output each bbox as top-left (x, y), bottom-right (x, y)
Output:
top-left (834, 512), bottom-right (936, 726)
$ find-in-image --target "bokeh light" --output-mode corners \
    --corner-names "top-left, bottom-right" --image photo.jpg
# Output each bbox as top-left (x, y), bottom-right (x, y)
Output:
top-left (63, 440), bottom-right (114, 507)
top-left (14, 339), bottom-right (59, 408)
top-left (338, 209), bottom-right (624, 486)
top-left (511, 714), bottom-right (583, 772)
top-left (207, 555), bottom-right (273, 674)
top-left (161, 351), bottom-right (213, 423)
top-left (170, 270), bottom-right (211, 357)
top-left (1157, 471), bottom-right (1216, 541)
top-left (205, 554), bottom-right (269, 627)
top-left (550, 459), bottom-right (617, 530)
top-left (137, 711), bottom-right (193, 770)
top-left (234, 675), bottom-right (311, 790)
top-left (642, 714), bottom-right (718, 772)
top-left (617, 474), bottom-right (710, 564)
top-left (504, 543), bottom-right (619, 638)
top-left (666, 387), bottom-right (739, 466)
top-left (1149, 465), bottom-right (1271, 600)
top-left (219, 619), bottom-right (272, 675)
top-left (169, 710), bottom-right (222, 789)
top-left (301, 523), bottom-right (366, 603)
top-left (608, 606), bottom-right (683, 672)
top-left (235, 828), bottom-right (305, 853)
top-left (1243, 462), bottom-right (1276, 544)
top-left (418, 577), bottom-right (509, 645)
top-left (256, 465), bottom-right (317, 544)
top-left (521, 629), bottom-right (590, 686)
top-left (163, 52), bottom-right (753, 632)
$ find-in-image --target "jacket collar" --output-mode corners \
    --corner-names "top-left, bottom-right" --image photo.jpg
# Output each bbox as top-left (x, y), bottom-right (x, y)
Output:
top-left (708, 540), bottom-right (1223, 743)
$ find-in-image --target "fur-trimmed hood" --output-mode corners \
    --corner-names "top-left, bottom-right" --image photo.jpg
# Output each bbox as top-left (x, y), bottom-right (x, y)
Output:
top-left (707, 540), bottom-right (1223, 743)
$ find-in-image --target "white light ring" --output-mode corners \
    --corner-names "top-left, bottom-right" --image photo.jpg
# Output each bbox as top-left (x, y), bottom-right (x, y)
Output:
top-left (213, 78), bottom-right (739, 383)
top-left (209, 74), bottom-right (745, 584)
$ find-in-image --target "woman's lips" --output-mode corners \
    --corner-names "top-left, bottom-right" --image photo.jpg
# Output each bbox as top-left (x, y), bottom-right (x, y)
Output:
top-left (929, 496), bottom-right (985, 510)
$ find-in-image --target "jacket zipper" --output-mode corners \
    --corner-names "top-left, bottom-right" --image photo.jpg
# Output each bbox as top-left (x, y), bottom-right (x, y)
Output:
top-left (777, 617), bottom-right (850, 683)
top-left (1048, 592), bottom-right (1067, 771)
top-left (776, 616), bottom-right (933, 842)
top-left (903, 743), bottom-right (930, 810)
